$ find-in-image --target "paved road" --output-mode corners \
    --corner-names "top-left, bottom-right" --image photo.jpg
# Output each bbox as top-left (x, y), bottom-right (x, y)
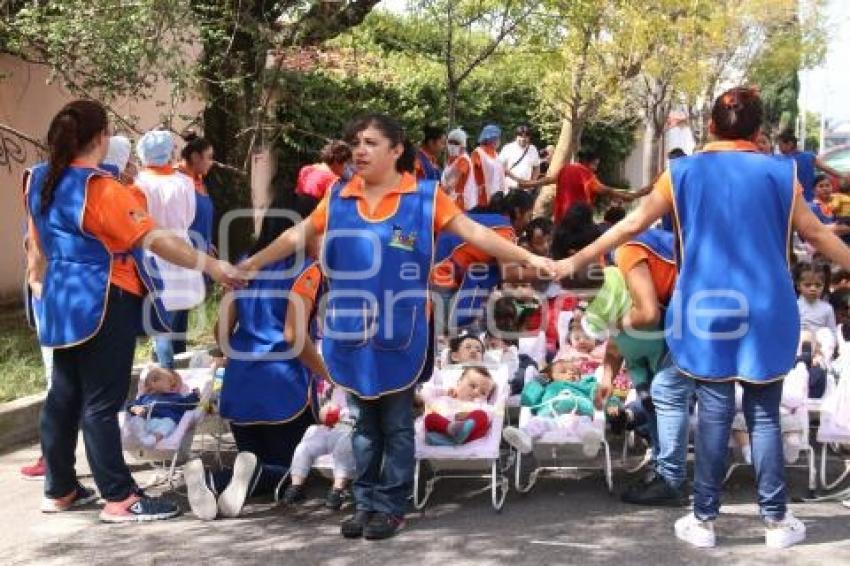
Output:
top-left (2, 442), bottom-right (849, 565)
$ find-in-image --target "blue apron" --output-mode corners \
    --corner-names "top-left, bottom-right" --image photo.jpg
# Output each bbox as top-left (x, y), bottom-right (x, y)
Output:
top-left (667, 152), bottom-right (798, 381)
top-left (629, 229), bottom-right (676, 267)
top-left (189, 190), bottom-right (214, 253)
top-left (26, 165), bottom-right (113, 347)
top-left (435, 213), bottom-right (512, 328)
top-left (321, 179), bottom-right (437, 398)
top-left (416, 150), bottom-right (442, 181)
top-left (789, 150), bottom-right (816, 202)
top-left (220, 258), bottom-right (316, 423)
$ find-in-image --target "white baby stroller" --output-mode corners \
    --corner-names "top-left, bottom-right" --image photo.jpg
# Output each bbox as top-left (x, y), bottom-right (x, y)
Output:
top-left (817, 354), bottom-right (850, 491)
top-left (120, 365), bottom-right (217, 489)
top-left (512, 403), bottom-right (613, 494)
top-left (413, 364), bottom-right (511, 512)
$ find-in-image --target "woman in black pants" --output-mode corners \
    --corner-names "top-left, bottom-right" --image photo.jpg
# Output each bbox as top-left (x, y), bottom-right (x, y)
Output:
top-left (184, 201), bottom-right (327, 520)
top-left (26, 100), bottom-right (239, 523)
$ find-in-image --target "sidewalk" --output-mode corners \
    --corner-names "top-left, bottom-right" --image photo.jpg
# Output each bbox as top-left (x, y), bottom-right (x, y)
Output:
top-left (3, 441), bottom-right (849, 565)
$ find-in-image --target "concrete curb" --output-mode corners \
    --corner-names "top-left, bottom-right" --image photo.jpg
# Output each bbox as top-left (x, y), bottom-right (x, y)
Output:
top-left (0, 348), bottom-right (212, 454)
top-left (0, 392), bottom-right (46, 451)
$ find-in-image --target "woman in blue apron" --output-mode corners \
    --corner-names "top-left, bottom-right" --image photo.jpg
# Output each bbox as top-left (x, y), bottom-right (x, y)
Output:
top-left (432, 189), bottom-right (537, 333)
top-left (184, 201), bottom-right (325, 520)
top-left (239, 114), bottom-right (553, 540)
top-left (555, 87), bottom-right (850, 549)
top-left (26, 100), bottom-right (238, 523)
top-left (178, 132), bottom-right (216, 256)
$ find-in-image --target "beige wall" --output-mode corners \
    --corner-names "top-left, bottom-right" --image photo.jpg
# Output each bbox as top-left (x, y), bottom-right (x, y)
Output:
top-left (0, 55), bottom-right (203, 304)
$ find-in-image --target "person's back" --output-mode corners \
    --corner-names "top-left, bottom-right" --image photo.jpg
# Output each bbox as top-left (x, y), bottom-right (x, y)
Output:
top-left (554, 162), bottom-right (595, 224)
top-left (667, 148), bottom-right (798, 379)
top-left (786, 149), bottom-right (816, 202)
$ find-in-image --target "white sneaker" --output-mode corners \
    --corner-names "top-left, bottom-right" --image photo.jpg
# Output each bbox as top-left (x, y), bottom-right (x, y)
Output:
top-left (218, 452), bottom-right (258, 518)
top-left (765, 512), bottom-right (806, 549)
top-left (503, 427), bottom-right (533, 454)
top-left (843, 499), bottom-right (850, 509)
top-left (185, 458), bottom-right (217, 521)
top-left (674, 513), bottom-right (716, 548)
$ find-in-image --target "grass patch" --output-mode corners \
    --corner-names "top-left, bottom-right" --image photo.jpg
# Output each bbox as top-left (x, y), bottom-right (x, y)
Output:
top-left (0, 309), bottom-right (44, 403)
top-left (0, 290), bottom-right (220, 403)
top-left (134, 287), bottom-right (221, 364)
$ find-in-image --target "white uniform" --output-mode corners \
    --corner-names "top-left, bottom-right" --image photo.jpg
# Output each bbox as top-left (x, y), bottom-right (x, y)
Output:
top-left (135, 168), bottom-right (205, 310)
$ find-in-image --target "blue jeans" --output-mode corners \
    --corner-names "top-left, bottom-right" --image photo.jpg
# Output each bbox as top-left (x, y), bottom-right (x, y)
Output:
top-left (693, 379), bottom-right (786, 521)
top-left (650, 357), bottom-right (694, 488)
top-left (153, 309), bottom-right (189, 369)
top-left (347, 387), bottom-right (415, 517)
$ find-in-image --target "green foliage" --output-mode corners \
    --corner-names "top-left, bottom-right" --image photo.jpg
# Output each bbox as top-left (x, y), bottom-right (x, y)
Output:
top-left (1, 0), bottom-right (196, 124)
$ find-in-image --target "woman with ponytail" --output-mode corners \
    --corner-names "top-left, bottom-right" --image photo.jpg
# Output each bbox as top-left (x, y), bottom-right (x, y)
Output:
top-left (24, 99), bottom-right (240, 523)
top-left (237, 113), bottom-right (554, 539)
top-left (554, 87), bottom-right (850, 549)
top-left (177, 131), bottom-right (216, 257)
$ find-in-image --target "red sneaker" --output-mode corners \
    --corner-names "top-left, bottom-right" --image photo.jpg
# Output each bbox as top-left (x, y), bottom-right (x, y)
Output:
top-left (41, 484), bottom-right (98, 513)
top-left (21, 456), bottom-right (46, 480)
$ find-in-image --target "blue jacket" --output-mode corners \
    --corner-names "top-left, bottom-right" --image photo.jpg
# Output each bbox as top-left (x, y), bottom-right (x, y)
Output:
top-left (129, 391), bottom-right (200, 422)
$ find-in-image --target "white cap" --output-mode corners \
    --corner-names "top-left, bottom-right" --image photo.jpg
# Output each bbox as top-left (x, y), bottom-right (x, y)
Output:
top-left (447, 127), bottom-right (468, 146)
top-left (103, 135), bottom-right (132, 172)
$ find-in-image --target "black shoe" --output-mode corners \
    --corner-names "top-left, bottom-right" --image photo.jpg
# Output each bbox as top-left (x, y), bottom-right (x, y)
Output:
top-left (620, 475), bottom-right (688, 507)
top-left (363, 512), bottom-right (406, 540)
top-left (341, 510), bottom-right (372, 538)
top-left (325, 487), bottom-right (347, 510)
top-left (282, 484), bottom-right (306, 505)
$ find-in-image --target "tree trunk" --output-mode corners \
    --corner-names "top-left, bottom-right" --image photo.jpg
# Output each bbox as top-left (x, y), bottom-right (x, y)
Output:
top-left (646, 122), bottom-right (664, 181)
top-left (533, 112), bottom-right (580, 219)
top-left (447, 85), bottom-right (458, 129)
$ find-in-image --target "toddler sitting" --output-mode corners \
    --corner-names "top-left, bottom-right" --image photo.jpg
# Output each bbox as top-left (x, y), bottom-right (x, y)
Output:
top-left (423, 366), bottom-right (496, 446)
top-left (502, 355), bottom-right (603, 457)
top-left (125, 366), bottom-right (200, 447)
top-left (283, 384), bottom-right (355, 510)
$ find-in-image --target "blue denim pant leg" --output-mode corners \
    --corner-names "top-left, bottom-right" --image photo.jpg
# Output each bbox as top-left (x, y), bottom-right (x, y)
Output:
top-left (693, 379), bottom-right (736, 521)
top-left (649, 358), bottom-right (694, 489)
top-left (741, 380), bottom-right (787, 521)
top-left (348, 387), bottom-right (415, 517)
top-left (153, 309), bottom-right (189, 369)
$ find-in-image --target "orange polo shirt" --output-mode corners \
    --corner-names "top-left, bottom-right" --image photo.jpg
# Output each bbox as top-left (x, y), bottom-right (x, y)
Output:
top-left (291, 262), bottom-right (323, 302)
top-left (614, 243), bottom-right (677, 305)
top-left (24, 163), bottom-right (156, 296)
top-left (309, 172), bottom-right (461, 235)
top-left (177, 165), bottom-right (206, 193)
top-left (414, 148), bottom-right (440, 181)
top-left (431, 226), bottom-right (516, 289)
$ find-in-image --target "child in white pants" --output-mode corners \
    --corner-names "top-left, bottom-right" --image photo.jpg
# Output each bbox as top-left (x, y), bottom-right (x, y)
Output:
top-left (282, 386), bottom-right (354, 510)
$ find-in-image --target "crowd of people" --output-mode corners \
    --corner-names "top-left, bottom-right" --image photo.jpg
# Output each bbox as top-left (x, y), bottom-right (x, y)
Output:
top-left (19, 86), bottom-right (850, 549)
